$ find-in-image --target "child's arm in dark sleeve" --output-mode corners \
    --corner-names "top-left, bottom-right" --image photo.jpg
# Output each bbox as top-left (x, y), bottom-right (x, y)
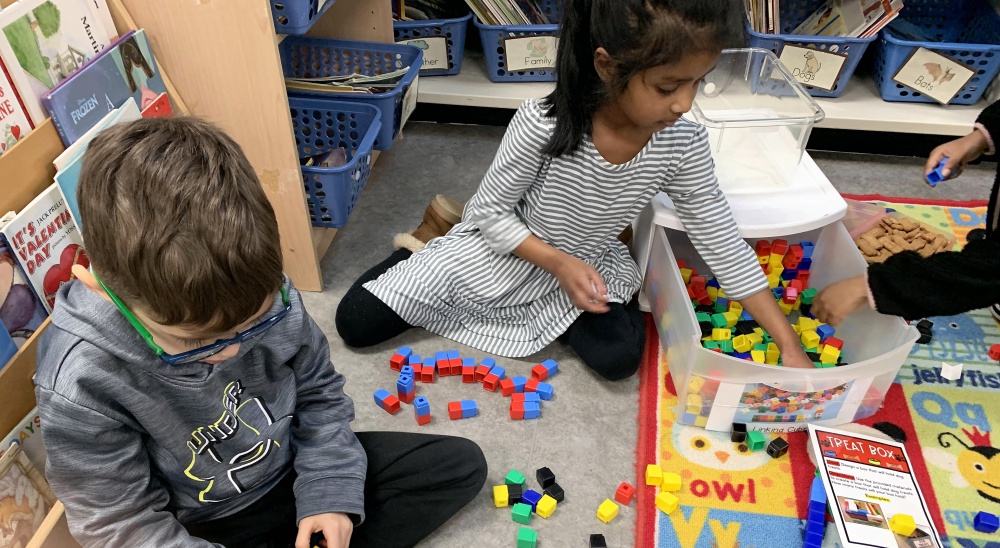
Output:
top-left (866, 239), bottom-right (1000, 320)
top-left (976, 100), bottom-right (1000, 146)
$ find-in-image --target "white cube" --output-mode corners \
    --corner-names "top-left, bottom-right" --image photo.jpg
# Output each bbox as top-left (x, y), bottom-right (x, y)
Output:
top-left (940, 362), bottom-right (963, 381)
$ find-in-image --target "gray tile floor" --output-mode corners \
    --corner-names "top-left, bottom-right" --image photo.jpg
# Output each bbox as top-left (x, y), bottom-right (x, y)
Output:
top-left (300, 121), bottom-right (996, 548)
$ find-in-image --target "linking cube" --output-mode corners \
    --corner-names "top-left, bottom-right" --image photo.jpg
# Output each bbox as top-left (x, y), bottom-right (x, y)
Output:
top-left (731, 422), bottom-right (747, 443)
top-left (766, 437), bottom-right (789, 458)
top-left (434, 351), bottom-right (449, 376)
top-left (974, 511), bottom-right (1000, 533)
top-left (536, 494), bottom-right (557, 518)
top-left (655, 491), bottom-right (679, 515)
top-left (475, 358), bottom-right (496, 380)
top-left (804, 477), bottom-right (827, 548)
top-left (771, 239), bottom-right (788, 256)
top-left (662, 472), bottom-right (682, 492)
top-left (505, 469), bottom-right (527, 487)
top-left (816, 324), bottom-right (835, 341)
top-left (512, 392), bottom-right (541, 403)
top-left (507, 483), bottom-right (524, 505)
top-left (499, 378), bottom-right (516, 397)
top-left (462, 357), bottom-right (476, 383)
top-left (420, 357), bottom-right (437, 383)
top-left (523, 401), bottom-right (541, 419)
top-left (824, 337), bottom-right (844, 350)
top-left (516, 527), bottom-right (537, 548)
top-left (400, 365), bottom-right (415, 377)
top-left (889, 514), bottom-right (916, 536)
top-left (590, 534), bottom-right (608, 548)
top-left (645, 464), bottom-right (663, 486)
top-left (614, 482), bottom-right (635, 505)
top-left (531, 359), bottom-right (559, 381)
top-left (396, 374), bottom-right (415, 404)
top-left (596, 499), bottom-right (619, 523)
top-left (413, 396), bottom-right (431, 426)
top-left (536, 467), bottom-right (556, 488)
top-left (389, 346), bottom-right (412, 371)
top-left (447, 349), bottom-right (462, 376)
top-left (820, 346), bottom-right (841, 365)
top-left (512, 503), bottom-right (532, 525)
top-left (521, 489), bottom-right (543, 512)
top-left (534, 382), bottom-right (553, 400)
top-left (544, 482), bottom-right (565, 503)
top-left (447, 401), bottom-right (477, 420)
top-left (746, 431), bottom-right (767, 451)
top-left (800, 330), bottom-right (821, 349)
top-left (373, 389), bottom-right (400, 415)
top-left (512, 376), bottom-right (528, 393)
top-left (493, 485), bottom-right (509, 507)
top-left (483, 365), bottom-right (507, 392)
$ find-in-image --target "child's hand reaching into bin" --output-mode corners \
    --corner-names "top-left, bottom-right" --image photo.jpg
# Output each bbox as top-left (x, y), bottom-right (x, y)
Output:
top-left (925, 129), bottom-right (990, 182)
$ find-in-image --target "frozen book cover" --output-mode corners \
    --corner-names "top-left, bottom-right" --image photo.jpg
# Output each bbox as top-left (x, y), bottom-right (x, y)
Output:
top-left (0, 56), bottom-right (32, 156)
top-left (0, 184), bottom-right (89, 312)
top-left (43, 29), bottom-right (169, 146)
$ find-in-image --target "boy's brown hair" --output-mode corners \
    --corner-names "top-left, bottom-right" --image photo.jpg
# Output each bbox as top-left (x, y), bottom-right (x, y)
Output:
top-left (78, 116), bottom-right (284, 331)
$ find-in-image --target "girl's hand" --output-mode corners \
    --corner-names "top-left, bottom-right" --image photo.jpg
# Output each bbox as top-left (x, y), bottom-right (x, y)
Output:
top-left (813, 276), bottom-right (870, 327)
top-left (295, 512), bottom-right (353, 548)
top-left (778, 343), bottom-right (814, 369)
top-left (553, 256), bottom-right (610, 314)
top-left (926, 130), bottom-right (989, 181)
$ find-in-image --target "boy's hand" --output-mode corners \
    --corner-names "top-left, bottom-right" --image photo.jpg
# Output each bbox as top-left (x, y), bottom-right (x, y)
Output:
top-left (778, 344), bottom-right (814, 369)
top-left (553, 255), bottom-right (610, 314)
top-left (926, 130), bottom-right (989, 181)
top-left (813, 276), bottom-right (870, 327)
top-left (296, 512), bottom-right (353, 548)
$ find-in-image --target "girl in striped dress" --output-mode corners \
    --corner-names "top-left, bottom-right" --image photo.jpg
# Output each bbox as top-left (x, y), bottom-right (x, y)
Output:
top-left (337, 0), bottom-right (813, 379)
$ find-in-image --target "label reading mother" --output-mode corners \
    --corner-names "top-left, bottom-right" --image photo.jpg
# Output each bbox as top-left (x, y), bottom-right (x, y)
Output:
top-left (398, 37), bottom-right (449, 72)
top-left (504, 35), bottom-right (558, 72)
top-left (778, 44), bottom-right (848, 92)
top-left (892, 47), bottom-right (975, 105)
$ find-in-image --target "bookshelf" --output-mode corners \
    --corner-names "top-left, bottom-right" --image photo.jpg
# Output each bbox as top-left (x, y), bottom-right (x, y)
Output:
top-left (0, 0), bottom-right (394, 545)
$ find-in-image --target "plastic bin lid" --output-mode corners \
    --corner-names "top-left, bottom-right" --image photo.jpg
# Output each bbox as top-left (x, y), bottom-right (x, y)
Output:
top-left (653, 153), bottom-right (846, 238)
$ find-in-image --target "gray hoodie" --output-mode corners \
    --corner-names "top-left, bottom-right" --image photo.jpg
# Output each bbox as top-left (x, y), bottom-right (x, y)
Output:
top-left (34, 278), bottom-right (366, 547)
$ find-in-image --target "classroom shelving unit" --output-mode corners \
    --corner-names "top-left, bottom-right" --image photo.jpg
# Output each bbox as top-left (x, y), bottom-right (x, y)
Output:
top-left (0, 0), bottom-right (393, 545)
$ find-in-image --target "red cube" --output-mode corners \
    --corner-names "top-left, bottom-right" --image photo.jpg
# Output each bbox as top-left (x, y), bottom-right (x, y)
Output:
top-left (416, 413), bottom-right (431, 426)
top-left (531, 364), bottom-right (549, 381)
top-left (789, 279), bottom-right (804, 292)
top-left (462, 366), bottom-right (476, 383)
top-left (511, 393), bottom-right (526, 403)
top-left (449, 359), bottom-right (463, 376)
top-left (689, 275), bottom-right (707, 291)
top-left (783, 288), bottom-right (798, 304)
top-left (524, 378), bottom-right (540, 393)
top-left (991, 344), bottom-right (1000, 362)
top-left (499, 378), bottom-right (516, 397)
top-left (687, 285), bottom-right (695, 299)
top-left (755, 240), bottom-right (771, 257)
top-left (483, 374), bottom-right (501, 392)
top-left (615, 482), bottom-right (635, 505)
top-left (824, 337), bottom-right (844, 350)
top-left (420, 365), bottom-right (436, 384)
top-left (398, 390), bottom-right (414, 404)
top-left (475, 364), bottom-right (492, 382)
top-left (389, 354), bottom-right (407, 371)
top-left (796, 271), bottom-right (811, 286)
top-left (676, 259), bottom-right (688, 269)
top-left (448, 401), bottom-right (463, 420)
top-left (381, 395), bottom-right (401, 415)
top-left (410, 363), bottom-right (422, 378)
top-left (772, 239), bottom-right (789, 256)
top-left (510, 401), bottom-right (525, 420)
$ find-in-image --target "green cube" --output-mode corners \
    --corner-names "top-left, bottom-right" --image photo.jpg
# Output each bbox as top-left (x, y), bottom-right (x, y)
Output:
top-left (763, 333), bottom-right (774, 343)
top-left (753, 343), bottom-right (768, 353)
top-left (719, 340), bottom-right (734, 353)
top-left (711, 313), bottom-right (728, 328)
top-left (801, 288), bottom-right (818, 305)
top-left (815, 362), bottom-right (835, 368)
top-left (703, 341), bottom-right (720, 350)
top-left (505, 470), bottom-right (526, 487)
top-left (517, 527), bottom-right (538, 548)
top-left (696, 312), bottom-right (712, 323)
top-left (512, 503), bottom-right (532, 525)
top-left (805, 347), bottom-right (818, 353)
top-left (747, 431), bottom-right (767, 451)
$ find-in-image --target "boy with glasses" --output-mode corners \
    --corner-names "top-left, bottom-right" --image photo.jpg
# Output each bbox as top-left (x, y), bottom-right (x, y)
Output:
top-left (34, 117), bottom-right (487, 548)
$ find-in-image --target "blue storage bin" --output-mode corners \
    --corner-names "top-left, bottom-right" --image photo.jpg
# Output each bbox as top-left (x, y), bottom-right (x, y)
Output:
top-left (871, 0), bottom-right (1000, 105)
top-left (269, 0), bottom-right (338, 35)
top-left (290, 99), bottom-right (382, 229)
top-left (394, 12), bottom-right (473, 76)
top-left (280, 37), bottom-right (423, 150)
top-left (745, 0), bottom-right (876, 98)
top-left (474, 0), bottom-right (562, 82)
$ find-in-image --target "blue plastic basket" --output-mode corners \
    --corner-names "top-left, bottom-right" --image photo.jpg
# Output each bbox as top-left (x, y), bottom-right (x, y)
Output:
top-left (290, 99), bottom-right (382, 229)
top-left (474, 0), bottom-right (562, 82)
top-left (745, 0), bottom-right (876, 98)
top-left (871, 0), bottom-right (1000, 105)
top-left (394, 12), bottom-right (473, 76)
top-left (280, 37), bottom-right (422, 151)
top-left (269, 0), bottom-right (338, 35)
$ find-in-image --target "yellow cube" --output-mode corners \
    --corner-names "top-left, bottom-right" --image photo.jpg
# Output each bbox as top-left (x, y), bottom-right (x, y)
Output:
top-left (493, 485), bottom-right (509, 507)
top-left (781, 280), bottom-right (790, 288)
top-left (679, 268), bottom-right (692, 284)
top-left (733, 335), bottom-right (753, 353)
top-left (753, 328), bottom-right (765, 337)
top-left (688, 376), bottom-right (705, 394)
top-left (717, 289), bottom-right (726, 299)
top-left (686, 394), bottom-right (703, 414)
top-left (889, 514), bottom-right (916, 536)
top-left (723, 311), bottom-right (740, 328)
top-left (771, 264), bottom-right (785, 279)
top-left (707, 287), bottom-right (719, 300)
top-left (694, 415), bottom-right (708, 427)
top-left (792, 324), bottom-right (802, 335)
top-left (765, 343), bottom-right (780, 365)
top-left (536, 494), bottom-right (557, 518)
top-left (767, 273), bottom-right (780, 288)
top-left (820, 346), bottom-right (841, 364)
top-left (798, 317), bottom-right (817, 331)
top-left (751, 350), bottom-right (765, 363)
top-left (597, 499), bottom-right (619, 523)
top-left (747, 332), bottom-right (763, 345)
top-left (730, 302), bottom-right (743, 313)
top-left (712, 328), bottom-right (732, 341)
top-left (778, 300), bottom-right (794, 315)
top-left (645, 464), bottom-right (663, 486)
top-left (770, 251), bottom-right (786, 262)
top-left (655, 492), bottom-right (679, 515)
top-left (801, 330), bottom-right (820, 348)
top-left (662, 472), bottom-right (682, 492)
top-left (793, 299), bottom-right (802, 311)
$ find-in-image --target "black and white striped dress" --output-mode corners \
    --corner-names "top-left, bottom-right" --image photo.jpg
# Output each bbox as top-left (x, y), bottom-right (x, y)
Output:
top-left (364, 99), bottom-right (767, 357)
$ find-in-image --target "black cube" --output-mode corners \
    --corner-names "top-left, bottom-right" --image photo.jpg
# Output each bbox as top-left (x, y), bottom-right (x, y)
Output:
top-left (731, 422), bottom-right (748, 443)
top-left (535, 467), bottom-right (556, 489)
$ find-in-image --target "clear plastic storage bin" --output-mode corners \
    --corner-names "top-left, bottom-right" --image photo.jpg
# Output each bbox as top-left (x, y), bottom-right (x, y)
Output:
top-left (686, 48), bottom-right (825, 193)
top-left (643, 221), bottom-right (918, 433)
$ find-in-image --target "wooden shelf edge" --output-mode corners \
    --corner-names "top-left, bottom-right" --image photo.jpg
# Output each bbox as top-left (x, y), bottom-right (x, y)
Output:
top-left (313, 227), bottom-right (338, 260)
top-left (27, 501), bottom-right (79, 548)
top-left (0, 317), bottom-right (50, 436)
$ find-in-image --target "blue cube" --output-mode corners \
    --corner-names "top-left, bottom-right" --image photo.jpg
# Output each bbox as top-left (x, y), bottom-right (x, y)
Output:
top-left (447, 349), bottom-right (461, 360)
top-left (524, 401), bottom-right (541, 419)
top-left (397, 375), bottom-right (415, 394)
top-left (974, 511), bottom-right (1000, 533)
top-left (460, 400), bottom-right (478, 418)
top-left (400, 365), bottom-right (414, 377)
top-left (733, 352), bottom-right (752, 360)
top-left (395, 346), bottom-right (412, 357)
top-left (798, 258), bottom-right (813, 271)
top-left (521, 489), bottom-right (543, 511)
top-left (781, 269), bottom-right (798, 281)
top-left (706, 278), bottom-right (721, 288)
top-left (435, 351), bottom-right (448, 363)
top-left (740, 311), bottom-right (754, 322)
top-left (816, 324), bottom-right (835, 342)
top-left (772, 287), bottom-right (784, 299)
top-left (374, 389), bottom-right (392, 406)
top-left (716, 297), bottom-right (729, 311)
top-left (480, 357), bottom-right (496, 369)
top-left (462, 357), bottom-right (475, 367)
top-left (512, 376), bottom-right (528, 393)
top-left (524, 392), bottom-right (541, 403)
top-left (535, 381), bottom-right (553, 400)
top-left (489, 365), bottom-right (506, 380)
top-left (407, 354), bottom-right (421, 365)
top-left (679, 413), bottom-right (697, 424)
top-left (423, 357), bottom-right (436, 371)
top-left (540, 359), bottom-right (558, 376)
top-left (804, 531), bottom-right (824, 548)
top-left (800, 241), bottom-right (815, 258)
top-left (809, 477), bottom-right (827, 504)
top-left (414, 396), bottom-right (430, 416)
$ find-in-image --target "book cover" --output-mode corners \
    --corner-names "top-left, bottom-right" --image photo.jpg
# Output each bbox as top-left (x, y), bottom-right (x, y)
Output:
top-left (0, 0), bottom-right (115, 124)
top-left (43, 29), bottom-right (169, 146)
top-left (0, 211), bottom-right (47, 349)
top-left (0, 407), bottom-right (45, 474)
top-left (0, 55), bottom-right (32, 156)
top-left (0, 183), bottom-right (89, 312)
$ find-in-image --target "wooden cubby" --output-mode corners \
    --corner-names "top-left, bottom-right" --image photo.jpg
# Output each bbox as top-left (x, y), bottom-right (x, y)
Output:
top-left (0, 0), bottom-right (392, 544)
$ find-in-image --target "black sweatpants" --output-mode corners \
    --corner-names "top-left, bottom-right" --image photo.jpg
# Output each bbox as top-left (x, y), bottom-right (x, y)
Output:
top-left (185, 432), bottom-right (487, 548)
top-left (336, 250), bottom-right (645, 381)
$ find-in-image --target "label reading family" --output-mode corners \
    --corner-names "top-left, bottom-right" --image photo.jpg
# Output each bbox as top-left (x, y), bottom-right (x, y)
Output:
top-left (892, 47), bottom-right (975, 105)
top-left (504, 36), bottom-right (558, 72)
top-left (778, 44), bottom-right (848, 92)
top-left (398, 37), bottom-right (449, 72)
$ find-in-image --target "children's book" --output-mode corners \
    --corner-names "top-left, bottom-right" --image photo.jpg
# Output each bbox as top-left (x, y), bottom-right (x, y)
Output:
top-left (0, 211), bottom-right (47, 349)
top-left (0, 407), bottom-right (45, 474)
top-left (0, 55), bottom-right (32, 156)
top-left (53, 97), bottom-right (140, 235)
top-left (0, 0), bottom-right (116, 125)
top-left (0, 183), bottom-right (89, 312)
top-left (0, 443), bottom-right (56, 546)
top-left (43, 29), bottom-right (169, 146)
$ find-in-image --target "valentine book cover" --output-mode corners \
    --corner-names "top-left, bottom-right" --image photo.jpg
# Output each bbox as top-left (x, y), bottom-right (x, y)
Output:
top-left (0, 183), bottom-right (89, 313)
top-left (43, 29), bottom-right (170, 146)
top-left (0, 56), bottom-right (33, 157)
top-left (0, 0), bottom-right (115, 125)
top-left (0, 212), bottom-right (47, 350)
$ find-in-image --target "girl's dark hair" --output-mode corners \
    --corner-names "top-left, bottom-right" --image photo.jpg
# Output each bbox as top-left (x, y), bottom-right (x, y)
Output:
top-left (542, 0), bottom-right (739, 157)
